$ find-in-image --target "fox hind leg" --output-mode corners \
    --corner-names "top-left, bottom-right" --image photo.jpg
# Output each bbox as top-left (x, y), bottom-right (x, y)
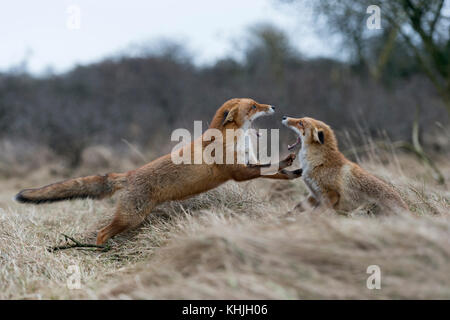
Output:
top-left (96, 215), bottom-right (128, 245)
top-left (96, 200), bottom-right (155, 245)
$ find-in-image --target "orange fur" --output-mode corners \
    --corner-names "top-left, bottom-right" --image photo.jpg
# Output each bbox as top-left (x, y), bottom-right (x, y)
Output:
top-left (282, 116), bottom-right (408, 214)
top-left (16, 98), bottom-right (296, 244)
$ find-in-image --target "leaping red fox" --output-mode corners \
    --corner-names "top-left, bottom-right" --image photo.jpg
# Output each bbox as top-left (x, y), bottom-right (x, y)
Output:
top-left (15, 98), bottom-right (298, 245)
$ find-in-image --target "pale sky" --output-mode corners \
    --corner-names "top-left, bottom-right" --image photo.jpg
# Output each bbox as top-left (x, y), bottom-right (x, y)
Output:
top-left (0, 0), bottom-right (339, 74)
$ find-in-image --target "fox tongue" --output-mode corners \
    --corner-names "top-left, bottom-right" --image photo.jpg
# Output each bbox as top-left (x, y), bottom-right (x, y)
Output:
top-left (288, 137), bottom-right (301, 150)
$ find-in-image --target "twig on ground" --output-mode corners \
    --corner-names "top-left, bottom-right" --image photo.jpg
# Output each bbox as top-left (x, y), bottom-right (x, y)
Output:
top-left (48, 234), bottom-right (110, 252)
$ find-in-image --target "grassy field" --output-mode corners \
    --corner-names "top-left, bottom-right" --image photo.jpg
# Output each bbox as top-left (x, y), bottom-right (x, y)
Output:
top-left (0, 149), bottom-right (449, 299)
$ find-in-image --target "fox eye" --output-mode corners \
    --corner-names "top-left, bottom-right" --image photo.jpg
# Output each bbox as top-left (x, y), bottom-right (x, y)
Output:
top-left (298, 120), bottom-right (303, 127)
top-left (252, 105), bottom-right (257, 109)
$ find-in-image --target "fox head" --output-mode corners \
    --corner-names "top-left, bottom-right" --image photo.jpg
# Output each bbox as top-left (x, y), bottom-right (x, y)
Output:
top-left (282, 116), bottom-right (338, 151)
top-left (210, 98), bottom-right (275, 130)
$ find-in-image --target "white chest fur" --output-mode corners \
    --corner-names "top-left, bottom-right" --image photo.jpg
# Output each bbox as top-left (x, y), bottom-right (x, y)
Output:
top-left (298, 144), bottom-right (322, 199)
top-left (233, 123), bottom-right (257, 165)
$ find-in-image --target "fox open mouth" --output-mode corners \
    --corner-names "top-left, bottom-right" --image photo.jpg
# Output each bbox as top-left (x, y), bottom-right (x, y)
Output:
top-left (288, 137), bottom-right (301, 150)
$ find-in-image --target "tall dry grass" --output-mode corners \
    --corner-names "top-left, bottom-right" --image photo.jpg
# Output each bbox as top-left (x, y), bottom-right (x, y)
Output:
top-left (0, 145), bottom-right (448, 299)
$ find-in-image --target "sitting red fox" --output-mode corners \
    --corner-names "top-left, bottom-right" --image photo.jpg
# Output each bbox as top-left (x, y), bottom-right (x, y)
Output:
top-left (15, 98), bottom-right (297, 245)
top-left (282, 116), bottom-right (408, 214)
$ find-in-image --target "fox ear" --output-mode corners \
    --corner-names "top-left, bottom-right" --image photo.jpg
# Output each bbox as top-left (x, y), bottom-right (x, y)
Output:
top-left (313, 128), bottom-right (324, 144)
top-left (222, 106), bottom-right (238, 126)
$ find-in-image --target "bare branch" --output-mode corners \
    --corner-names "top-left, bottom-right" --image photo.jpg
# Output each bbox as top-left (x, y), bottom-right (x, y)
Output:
top-left (48, 234), bottom-right (110, 252)
top-left (429, 0), bottom-right (445, 34)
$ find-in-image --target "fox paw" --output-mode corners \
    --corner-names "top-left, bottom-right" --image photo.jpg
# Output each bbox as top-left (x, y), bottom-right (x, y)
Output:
top-left (279, 153), bottom-right (296, 169)
top-left (280, 168), bottom-right (302, 179)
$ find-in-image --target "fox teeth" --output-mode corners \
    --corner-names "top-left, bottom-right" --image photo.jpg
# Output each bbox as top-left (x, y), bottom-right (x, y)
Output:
top-left (288, 137), bottom-right (301, 150)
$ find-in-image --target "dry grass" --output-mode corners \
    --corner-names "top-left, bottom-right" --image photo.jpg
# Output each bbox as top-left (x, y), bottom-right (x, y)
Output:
top-left (0, 149), bottom-right (449, 299)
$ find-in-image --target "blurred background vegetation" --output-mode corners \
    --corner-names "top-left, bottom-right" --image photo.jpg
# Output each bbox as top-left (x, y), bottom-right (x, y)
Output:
top-left (0, 0), bottom-right (448, 174)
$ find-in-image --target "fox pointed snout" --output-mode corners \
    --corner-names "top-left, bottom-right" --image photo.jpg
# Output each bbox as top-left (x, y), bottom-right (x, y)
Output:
top-left (266, 105), bottom-right (275, 114)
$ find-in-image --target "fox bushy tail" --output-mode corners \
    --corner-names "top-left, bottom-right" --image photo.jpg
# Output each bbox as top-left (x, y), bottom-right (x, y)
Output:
top-left (15, 173), bottom-right (127, 204)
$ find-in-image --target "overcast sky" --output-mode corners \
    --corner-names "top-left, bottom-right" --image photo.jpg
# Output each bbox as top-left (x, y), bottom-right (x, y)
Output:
top-left (0, 0), bottom-right (339, 74)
